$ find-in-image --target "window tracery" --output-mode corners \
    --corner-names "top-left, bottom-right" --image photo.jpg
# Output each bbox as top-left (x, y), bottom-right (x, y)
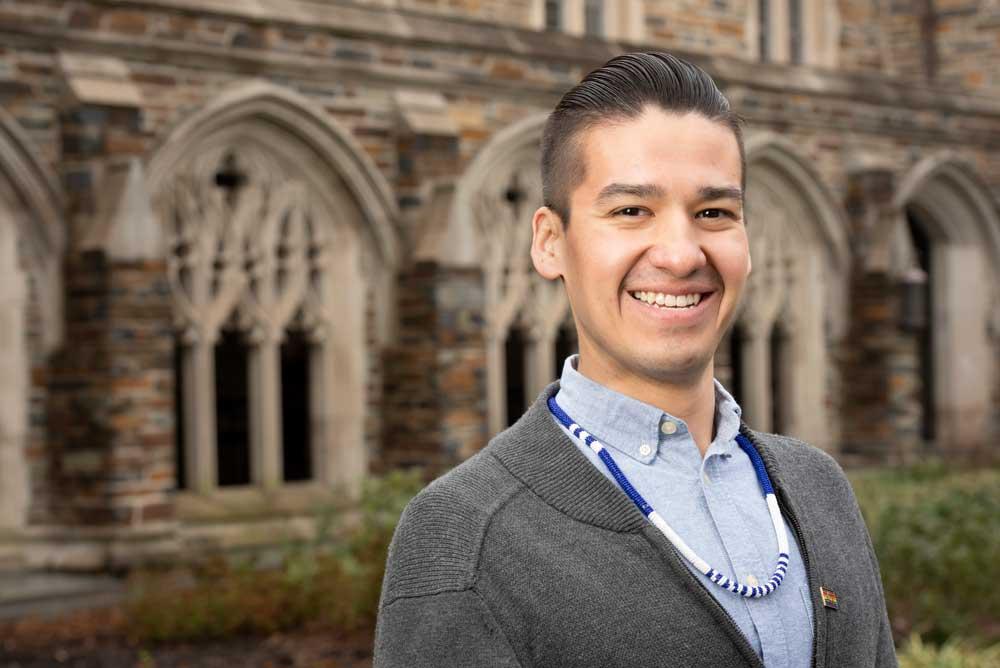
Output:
top-left (162, 144), bottom-right (337, 492)
top-left (475, 156), bottom-right (570, 431)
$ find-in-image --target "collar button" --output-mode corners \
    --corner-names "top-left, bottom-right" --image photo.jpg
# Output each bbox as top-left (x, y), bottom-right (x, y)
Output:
top-left (661, 421), bottom-right (678, 435)
top-left (638, 443), bottom-right (652, 457)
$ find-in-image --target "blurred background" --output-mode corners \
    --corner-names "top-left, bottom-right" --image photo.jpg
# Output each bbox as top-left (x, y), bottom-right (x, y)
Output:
top-left (0, 1), bottom-right (997, 666)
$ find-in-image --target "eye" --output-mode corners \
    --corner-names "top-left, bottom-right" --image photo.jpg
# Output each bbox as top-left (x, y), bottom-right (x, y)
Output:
top-left (613, 206), bottom-right (646, 217)
top-left (696, 208), bottom-right (735, 220)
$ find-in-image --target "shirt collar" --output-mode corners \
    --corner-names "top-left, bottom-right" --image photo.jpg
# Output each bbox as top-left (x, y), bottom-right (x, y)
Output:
top-left (555, 355), bottom-right (743, 464)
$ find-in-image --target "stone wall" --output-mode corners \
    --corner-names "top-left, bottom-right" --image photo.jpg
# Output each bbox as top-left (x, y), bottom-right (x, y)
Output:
top-left (0, 0), bottom-right (997, 567)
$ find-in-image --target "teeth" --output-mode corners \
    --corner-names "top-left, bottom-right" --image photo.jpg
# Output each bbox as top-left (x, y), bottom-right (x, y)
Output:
top-left (630, 291), bottom-right (704, 309)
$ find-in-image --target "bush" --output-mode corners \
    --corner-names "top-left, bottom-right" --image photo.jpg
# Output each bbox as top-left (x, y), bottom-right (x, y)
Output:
top-left (898, 635), bottom-right (1000, 668)
top-left (850, 464), bottom-right (1000, 645)
top-left (126, 469), bottom-right (425, 642)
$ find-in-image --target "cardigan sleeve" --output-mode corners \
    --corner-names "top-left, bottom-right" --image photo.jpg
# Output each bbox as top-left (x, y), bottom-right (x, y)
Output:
top-left (374, 589), bottom-right (523, 668)
top-left (865, 526), bottom-right (899, 667)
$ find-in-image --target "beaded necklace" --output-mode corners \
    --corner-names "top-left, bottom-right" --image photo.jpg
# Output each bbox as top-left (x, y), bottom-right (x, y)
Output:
top-left (547, 395), bottom-right (790, 599)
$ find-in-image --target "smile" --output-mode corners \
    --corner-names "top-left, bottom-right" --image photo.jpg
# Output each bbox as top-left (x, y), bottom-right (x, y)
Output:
top-left (629, 291), bottom-right (703, 309)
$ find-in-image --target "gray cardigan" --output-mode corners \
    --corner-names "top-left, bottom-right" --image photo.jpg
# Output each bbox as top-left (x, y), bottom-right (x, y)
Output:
top-left (375, 386), bottom-right (897, 667)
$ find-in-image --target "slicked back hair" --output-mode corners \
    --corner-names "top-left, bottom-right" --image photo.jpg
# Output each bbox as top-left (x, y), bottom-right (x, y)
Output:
top-left (541, 52), bottom-right (745, 226)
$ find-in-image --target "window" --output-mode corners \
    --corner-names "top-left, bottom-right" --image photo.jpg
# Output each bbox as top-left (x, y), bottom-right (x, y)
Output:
top-left (584, 0), bottom-right (604, 37)
top-left (788, 0), bottom-right (803, 65)
top-left (545, 0), bottom-right (561, 31)
top-left (751, 0), bottom-right (837, 66)
top-left (758, 0), bottom-right (771, 62)
top-left (165, 146), bottom-right (345, 493)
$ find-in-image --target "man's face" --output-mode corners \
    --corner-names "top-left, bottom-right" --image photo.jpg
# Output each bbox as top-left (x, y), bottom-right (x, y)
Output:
top-left (532, 108), bottom-right (750, 389)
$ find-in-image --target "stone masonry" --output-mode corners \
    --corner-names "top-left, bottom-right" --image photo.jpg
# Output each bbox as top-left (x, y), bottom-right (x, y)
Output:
top-left (0, 0), bottom-right (996, 569)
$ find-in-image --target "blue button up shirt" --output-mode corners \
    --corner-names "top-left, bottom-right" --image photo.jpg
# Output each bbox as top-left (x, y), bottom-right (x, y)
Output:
top-left (554, 356), bottom-right (814, 668)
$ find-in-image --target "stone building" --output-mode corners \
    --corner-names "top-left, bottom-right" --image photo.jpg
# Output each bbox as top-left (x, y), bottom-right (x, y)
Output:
top-left (0, 0), bottom-right (998, 570)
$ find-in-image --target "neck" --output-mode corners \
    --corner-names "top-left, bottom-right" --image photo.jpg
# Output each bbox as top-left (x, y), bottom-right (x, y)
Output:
top-left (577, 357), bottom-right (718, 457)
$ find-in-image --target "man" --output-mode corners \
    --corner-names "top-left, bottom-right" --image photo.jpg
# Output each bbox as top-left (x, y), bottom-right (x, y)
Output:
top-left (375, 52), bottom-right (896, 667)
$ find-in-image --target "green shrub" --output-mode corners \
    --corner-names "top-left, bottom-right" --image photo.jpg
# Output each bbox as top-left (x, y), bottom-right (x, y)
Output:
top-left (850, 465), bottom-right (1000, 645)
top-left (898, 635), bottom-right (1000, 668)
top-left (126, 469), bottom-right (425, 642)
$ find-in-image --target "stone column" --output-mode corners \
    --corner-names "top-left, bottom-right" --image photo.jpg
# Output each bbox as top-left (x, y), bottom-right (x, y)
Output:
top-left (0, 219), bottom-right (27, 530)
top-left (249, 330), bottom-right (283, 489)
top-left (182, 335), bottom-right (217, 494)
top-left (48, 59), bottom-right (179, 562)
top-left (741, 327), bottom-right (772, 433)
top-left (841, 167), bottom-right (918, 465)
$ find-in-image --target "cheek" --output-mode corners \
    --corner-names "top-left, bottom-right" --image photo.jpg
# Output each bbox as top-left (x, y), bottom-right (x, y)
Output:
top-left (714, 235), bottom-right (751, 289)
top-left (564, 233), bottom-right (638, 302)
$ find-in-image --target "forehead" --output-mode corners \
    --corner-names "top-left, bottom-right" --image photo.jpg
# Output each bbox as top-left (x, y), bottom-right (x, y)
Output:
top-left (574, 109), bottom-right (742, 197)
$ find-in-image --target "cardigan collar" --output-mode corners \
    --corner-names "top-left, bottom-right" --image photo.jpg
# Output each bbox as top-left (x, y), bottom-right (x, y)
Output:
top-left (488, 382), bottom-right (791, 533)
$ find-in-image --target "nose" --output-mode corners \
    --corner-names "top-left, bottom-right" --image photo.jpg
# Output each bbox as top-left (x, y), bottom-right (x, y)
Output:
top-left (645, 210), bottom-right (707, 278)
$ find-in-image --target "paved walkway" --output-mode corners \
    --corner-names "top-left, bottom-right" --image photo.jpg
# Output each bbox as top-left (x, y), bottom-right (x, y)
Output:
top-left (0, 571), bottom-right (125, 620)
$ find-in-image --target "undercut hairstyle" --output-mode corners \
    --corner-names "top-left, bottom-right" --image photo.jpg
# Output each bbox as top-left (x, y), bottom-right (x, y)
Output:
top-left (540, 52), bottom-right (745, 226)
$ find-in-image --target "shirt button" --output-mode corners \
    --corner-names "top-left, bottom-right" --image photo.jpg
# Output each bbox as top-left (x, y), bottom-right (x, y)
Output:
top-left (702, 472), bottom-right (711, 485)
top-left (661, 421), bottom-right (678, 435)
top-left (746, 575), bottom-right (759, 587)
top-left (638, 443), bottom-right (652, 457)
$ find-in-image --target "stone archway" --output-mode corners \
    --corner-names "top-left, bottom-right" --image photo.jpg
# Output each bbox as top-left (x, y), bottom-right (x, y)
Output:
top-left (893, 154), bottom-right (1000, 453)
top-left (147, 81), bottom-right (400, 496)
top-left (0, 108), bottom-right (64, 531)
top-left (729, 134), bottom-right (849, 450)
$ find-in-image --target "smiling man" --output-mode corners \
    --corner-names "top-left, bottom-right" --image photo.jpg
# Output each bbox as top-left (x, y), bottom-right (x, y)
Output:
top-left (375, 52), bottom-right (896, 668)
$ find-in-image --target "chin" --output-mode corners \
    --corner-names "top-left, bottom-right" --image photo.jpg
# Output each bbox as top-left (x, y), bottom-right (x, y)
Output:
top-left (632, 351), bottom-right (711, 384)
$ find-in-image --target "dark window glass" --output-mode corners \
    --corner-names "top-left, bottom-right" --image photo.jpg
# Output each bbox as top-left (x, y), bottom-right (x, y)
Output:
top-left (907, 209), bottom-right (935, 444)
top-left (789, 0), bottom-right (803, 64)
top-left (545, 0), bottom-right (562, 31)
top-left (769, 326), bottom-right (789, 434)
top-left (281, 329), bottom-right (313, 482)
top-left (729, 324), bottom-right (746, 411)
top-left (758, 0), bottom-right (770, 61)
top-left (215, 328), bottom-right (251, 486)
top-left (505, 326), bottom-right (527, 427)
top-left (173, 337), bottom-right (186, 490)
top-left (554, 323), bottom-right (578, 379)
top-left (584, 0), bottom-right (604, 36)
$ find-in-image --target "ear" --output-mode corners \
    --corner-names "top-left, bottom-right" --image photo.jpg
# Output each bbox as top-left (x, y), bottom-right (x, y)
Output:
top-left (531, 206), bottom-right (565, 281)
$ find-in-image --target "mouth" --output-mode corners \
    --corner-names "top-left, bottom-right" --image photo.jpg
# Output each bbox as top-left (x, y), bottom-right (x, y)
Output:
top-left (627, 290), bottom-right (711, 310)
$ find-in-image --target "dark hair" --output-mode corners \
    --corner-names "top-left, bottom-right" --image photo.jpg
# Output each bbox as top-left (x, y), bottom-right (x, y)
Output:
top-left (540, 52), bottom-right (745, 225)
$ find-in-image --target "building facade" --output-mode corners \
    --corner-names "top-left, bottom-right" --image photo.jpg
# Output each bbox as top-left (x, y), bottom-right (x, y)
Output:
top-left (0, 0), bottom-right (998, 570)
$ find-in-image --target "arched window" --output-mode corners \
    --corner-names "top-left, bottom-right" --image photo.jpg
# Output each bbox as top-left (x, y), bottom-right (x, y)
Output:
top-left (893, 157), bottom-right (1000, 454)
top-left (723, 135), bottom-right (849, 450)
top-left (165, 146), bottom-right (338, 491)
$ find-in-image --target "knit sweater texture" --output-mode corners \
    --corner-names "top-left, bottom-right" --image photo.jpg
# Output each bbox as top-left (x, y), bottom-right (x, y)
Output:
top-left (374, 385), bottom-right (898, 667)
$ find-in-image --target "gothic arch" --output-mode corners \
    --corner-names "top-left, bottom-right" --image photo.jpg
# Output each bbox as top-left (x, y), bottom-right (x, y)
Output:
top-left (894, 153), bottom-right (1000, 451)
top-left (0, 108), bottom-right (65, 530)
top-left (147, 81), bottom-right (400, 496)
top-left (446, 113), bottom-right (570, 433)
top-left (733, 133), bottom-right (848, 449)
top-left (0, 107), bottom-right (65, 351)
top-left (146, 80), bottom-right (400, 273)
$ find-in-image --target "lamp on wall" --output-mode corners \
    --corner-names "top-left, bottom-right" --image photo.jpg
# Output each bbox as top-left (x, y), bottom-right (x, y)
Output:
top-left (899, 267), bottom-right (928, 332)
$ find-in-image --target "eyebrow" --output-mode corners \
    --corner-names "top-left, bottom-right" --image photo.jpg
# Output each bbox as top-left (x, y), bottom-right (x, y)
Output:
top-left (594, 182), bottom-right (665, 205)
top-left (699, 186), bottom-right (744, 203)
top-left (594, 182), bottom-right (744, 206)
